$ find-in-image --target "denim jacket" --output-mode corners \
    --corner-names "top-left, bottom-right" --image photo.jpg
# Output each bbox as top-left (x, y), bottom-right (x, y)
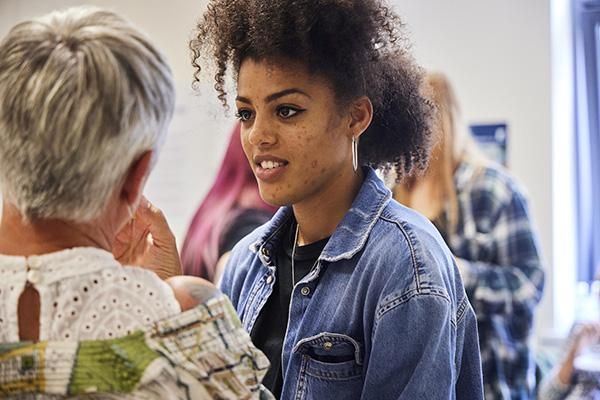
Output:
top-left (220, 168), bottom-right (484, 400)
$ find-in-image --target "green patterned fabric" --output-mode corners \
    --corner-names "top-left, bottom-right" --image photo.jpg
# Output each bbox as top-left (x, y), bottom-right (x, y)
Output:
top-left (0, 295), bottom-right (271, 399)
top-left (69, 332), bottom-right (158, 394)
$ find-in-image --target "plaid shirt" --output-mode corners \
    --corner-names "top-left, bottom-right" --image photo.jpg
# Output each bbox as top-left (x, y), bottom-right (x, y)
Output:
top-left (444, 159), bottom-right (545, 400)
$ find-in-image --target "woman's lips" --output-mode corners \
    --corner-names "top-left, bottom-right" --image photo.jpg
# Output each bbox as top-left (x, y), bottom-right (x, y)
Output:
top-left (253, 157), bottom-right (289, 182)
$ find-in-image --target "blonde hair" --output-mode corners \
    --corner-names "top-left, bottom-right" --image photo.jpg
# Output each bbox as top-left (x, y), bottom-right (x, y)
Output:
top-left (0, 7), bottom-right (175, 221)
top-left (394, 72), bottom-right (487, 234)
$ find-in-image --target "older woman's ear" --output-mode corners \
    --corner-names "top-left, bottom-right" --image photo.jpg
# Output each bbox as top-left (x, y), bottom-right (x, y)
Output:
top-left (121, 150), bottom-right (154, 206)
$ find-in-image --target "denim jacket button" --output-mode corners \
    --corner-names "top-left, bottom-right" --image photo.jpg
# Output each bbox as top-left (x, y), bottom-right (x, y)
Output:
top-left (266, 275), bottom-right (274, 284)
top-left (260, 247), bottom-right (269, 257)
top-left (301, 286), bottom-right (310, 296)
top-left (322, 341), bottom-right (333, 351)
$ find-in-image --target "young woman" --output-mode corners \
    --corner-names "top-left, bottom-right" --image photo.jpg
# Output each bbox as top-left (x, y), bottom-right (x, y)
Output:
top-left (182, 123), bottom-right (276, 283)
top-left (190, 1), bottom-right (484, 398)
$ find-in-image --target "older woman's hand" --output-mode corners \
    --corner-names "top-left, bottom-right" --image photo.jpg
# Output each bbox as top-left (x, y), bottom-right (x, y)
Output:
top-left (114, 198), bottom-right (182, 279)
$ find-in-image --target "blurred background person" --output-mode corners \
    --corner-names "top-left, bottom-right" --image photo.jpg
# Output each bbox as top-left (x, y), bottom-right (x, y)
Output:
top-left (392, 72), bottom-right (545, 399)
top-left (538, 321), bottom-right (600, 399)
top-left (0, 7), bottom-right (269, 398)
top-left (181, 123), bottom-right (276, 283)
top-left (538, 321), bottom-right (600, 400)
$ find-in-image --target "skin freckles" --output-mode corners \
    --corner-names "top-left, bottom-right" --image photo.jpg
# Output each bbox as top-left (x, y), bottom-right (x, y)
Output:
top-left (235, 58), bottom-right (355, 208)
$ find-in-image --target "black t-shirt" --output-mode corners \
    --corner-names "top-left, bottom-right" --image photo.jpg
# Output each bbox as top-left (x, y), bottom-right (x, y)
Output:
top-left (250, 222), bottom-right (329, 397)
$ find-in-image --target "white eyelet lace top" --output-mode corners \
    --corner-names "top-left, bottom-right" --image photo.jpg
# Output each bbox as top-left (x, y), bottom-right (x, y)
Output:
top-left (0, 247), bottom-right (180, 342)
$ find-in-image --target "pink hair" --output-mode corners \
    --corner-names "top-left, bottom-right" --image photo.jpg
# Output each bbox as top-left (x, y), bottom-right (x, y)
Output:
top-left (181, 123), bottom-right (276, 280)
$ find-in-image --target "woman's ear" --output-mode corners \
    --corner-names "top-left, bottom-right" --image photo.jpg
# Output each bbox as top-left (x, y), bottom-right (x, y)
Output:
top-left (348, 96), bottom-right (373, 139)
top-left (121, 150), bottom-right (154, 206)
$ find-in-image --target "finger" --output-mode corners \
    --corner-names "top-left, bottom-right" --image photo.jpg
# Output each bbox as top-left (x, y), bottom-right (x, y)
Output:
top-left (134, 199), bottom-right (164, 226)
top-left (130, 229), bottom-right (152, 262)
top-left (134, 200), bottom-right (175, 245)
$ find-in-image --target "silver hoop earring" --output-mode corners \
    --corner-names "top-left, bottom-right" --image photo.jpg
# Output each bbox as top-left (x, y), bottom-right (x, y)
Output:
top-left (352, 137), bottom-right (359, 172)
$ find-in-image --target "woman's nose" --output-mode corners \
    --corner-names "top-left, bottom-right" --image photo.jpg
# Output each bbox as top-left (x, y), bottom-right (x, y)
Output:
top-left (247, 115), bottom-right (277, 148)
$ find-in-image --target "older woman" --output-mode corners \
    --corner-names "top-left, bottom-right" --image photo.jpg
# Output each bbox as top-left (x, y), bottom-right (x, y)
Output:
top-left (0, 7), bottom-right (269, 399)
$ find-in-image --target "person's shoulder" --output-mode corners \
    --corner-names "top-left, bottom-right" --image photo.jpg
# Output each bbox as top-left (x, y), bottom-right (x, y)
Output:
top-left (370, 200), bottom-right (456, 288)
top-left (367, 204), bottom-right (467, 323)
top-left (378, 198), bottom-right (446, 251)
top-left (119, 266), bottom-right (181, 307)
top-left (465, 159), bottom-right (529, 204)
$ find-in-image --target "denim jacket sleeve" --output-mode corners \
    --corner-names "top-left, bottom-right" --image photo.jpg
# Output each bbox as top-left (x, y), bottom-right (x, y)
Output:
top-left (362, 291), bottom-right (483, 399)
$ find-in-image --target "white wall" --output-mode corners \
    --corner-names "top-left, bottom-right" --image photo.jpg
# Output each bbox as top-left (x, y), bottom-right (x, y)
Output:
top-left (0, 0), bottom-right (206, 82)
top-left (0, 1), bottom-right (557, 332)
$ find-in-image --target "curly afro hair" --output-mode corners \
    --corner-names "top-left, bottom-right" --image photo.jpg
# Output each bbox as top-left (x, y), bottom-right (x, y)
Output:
top-left (190, 0), bottom-right (434, 178)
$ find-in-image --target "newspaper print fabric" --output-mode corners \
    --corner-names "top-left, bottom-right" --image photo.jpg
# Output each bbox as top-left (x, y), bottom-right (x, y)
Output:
top-left (0, 295), bottom-right (271, 399)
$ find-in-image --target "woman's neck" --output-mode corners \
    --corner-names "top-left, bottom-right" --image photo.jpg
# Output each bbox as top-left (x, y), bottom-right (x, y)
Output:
top-left (0, 203), bottom-right (112, 256)
top-left (292, 167), bottom-right (364, 245)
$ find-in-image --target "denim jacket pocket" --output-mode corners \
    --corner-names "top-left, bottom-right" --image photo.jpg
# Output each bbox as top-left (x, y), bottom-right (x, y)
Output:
top-left (293, 333), bottom-right (363, 400)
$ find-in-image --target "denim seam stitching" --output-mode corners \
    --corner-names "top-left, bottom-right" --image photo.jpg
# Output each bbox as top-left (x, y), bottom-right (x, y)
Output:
top-left (379, 215), bottom-right (420, 290)
top-left (320, 186), bottom-right (391, 263)
top-left (242, 275), bottom-right (265, 331)
top-left (455, 295), bottom-right (469, 325)
top-left (374, 290), bottom-right (453, 332)
top-left (247, 276), bottom-right (276, 333)
top-left (293, 332), bottom-right (363, 366)
top-left (304, 369), bottom-right (362, 381)
top-left (294, 356), bottom-right (309, 400)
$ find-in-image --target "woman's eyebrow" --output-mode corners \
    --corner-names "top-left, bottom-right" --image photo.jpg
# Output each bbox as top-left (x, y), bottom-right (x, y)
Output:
top-left (236, 88), bottom-right (311, 105)
top-left (235, 95), bottom-right (252, 104)
top-left (265, 88), bottom-right (311, 103)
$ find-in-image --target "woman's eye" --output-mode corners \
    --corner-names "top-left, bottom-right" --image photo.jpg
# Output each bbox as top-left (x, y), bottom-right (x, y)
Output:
top-left (235, 109), bottom-right (253, 121)
top-left (277, 106), bottom-right (301, 119)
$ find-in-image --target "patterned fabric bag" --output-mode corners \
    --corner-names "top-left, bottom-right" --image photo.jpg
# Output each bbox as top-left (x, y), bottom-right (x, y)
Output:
top-left (0, 295), bottom-right (272, 399)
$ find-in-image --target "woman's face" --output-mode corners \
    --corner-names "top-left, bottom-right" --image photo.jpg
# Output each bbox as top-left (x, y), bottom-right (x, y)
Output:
top-left (236, 58), bottom-right (354, 207)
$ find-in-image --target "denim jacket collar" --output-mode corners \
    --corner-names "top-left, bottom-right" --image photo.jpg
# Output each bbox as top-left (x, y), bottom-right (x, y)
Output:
top-left (249, 167), bottom-right (391, 266)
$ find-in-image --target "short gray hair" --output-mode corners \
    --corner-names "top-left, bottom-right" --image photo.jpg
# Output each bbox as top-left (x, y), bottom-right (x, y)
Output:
top-left (0, 7), bottom-right (175, 221)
